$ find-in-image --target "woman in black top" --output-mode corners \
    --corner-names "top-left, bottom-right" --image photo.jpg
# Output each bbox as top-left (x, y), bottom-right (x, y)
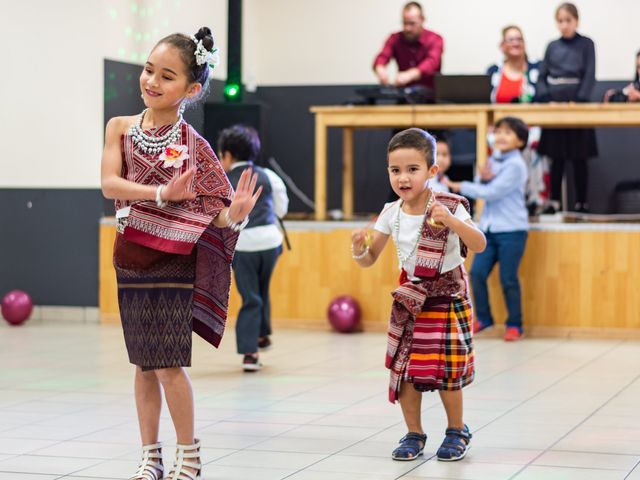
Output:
top-left (536, 3), bottom-right (597, 213)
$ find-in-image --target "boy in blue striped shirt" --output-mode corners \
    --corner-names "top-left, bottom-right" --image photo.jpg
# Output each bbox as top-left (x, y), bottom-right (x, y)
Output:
top-left (446, 117), bottom-right (529, 341)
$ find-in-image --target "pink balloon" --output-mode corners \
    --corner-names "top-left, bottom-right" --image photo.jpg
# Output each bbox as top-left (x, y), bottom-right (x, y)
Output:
top-left (1, 290), bottom-right (33, 326)
top-left (327, 295), bottom-right (361, 333)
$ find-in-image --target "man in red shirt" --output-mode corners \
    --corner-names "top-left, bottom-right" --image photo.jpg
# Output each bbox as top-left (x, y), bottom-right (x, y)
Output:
top-left (373, 2), bottom-right (443, 92)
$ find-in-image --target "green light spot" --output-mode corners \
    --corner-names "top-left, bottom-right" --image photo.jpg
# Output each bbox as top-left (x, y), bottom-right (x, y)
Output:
top-left (108, 8), bottom-right (118, 19)
top-left (131, 52), bottom-right (138, 62)
top-left (140, 7), bottom-right (146, 17)
top-left (125, 26), bottom-right (133, 36)
top-left (224, 83), bottom-right (240, 99)
top-left (131, 2), bottom-right (138, 13)
top-left (108, 72), bottom-right (116, 81)
top-left (135, 32), bottom-right (142, 41)
top-left (126, 73), bottom-right (133, 81)
top-left (144, 32), bottom-right (151, 41)
top-left (153, 28), bottom-right (159, 36)
top-left (118, 47), bottom-right (126, 57)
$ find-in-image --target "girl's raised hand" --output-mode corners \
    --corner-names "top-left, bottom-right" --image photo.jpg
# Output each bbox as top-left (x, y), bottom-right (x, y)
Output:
top-left (162, 168), bottom-right (197, 202)
top-left (228, 168), bottom-right (263, 222)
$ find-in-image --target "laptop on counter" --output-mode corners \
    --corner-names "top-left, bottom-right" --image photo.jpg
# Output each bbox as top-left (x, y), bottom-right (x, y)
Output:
top-left (434, 74), bottom-right (492, 104)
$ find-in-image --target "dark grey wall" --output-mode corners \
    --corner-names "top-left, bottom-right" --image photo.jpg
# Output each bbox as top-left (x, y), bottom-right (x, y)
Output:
top-left (0, 189), bottom-right (106, 305)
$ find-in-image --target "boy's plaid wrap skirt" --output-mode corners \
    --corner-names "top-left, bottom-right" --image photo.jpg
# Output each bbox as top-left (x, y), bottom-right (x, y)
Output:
top-left (385, 268), bottom-right (475, 403)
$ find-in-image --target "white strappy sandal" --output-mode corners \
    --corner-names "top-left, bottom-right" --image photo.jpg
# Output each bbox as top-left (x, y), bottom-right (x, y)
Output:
top-left (167, 438), bottom-right (202, 480)
top-left (130, 442), bottom-right (164, 480)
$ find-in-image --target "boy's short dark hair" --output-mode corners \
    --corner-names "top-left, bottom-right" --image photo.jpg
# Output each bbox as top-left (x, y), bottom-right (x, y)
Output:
top-left (435, 133), bottom-right (451, 149)
top-left (494, 116), bottom-right (529, 150)
top-left (388, 128), bottom-right (436, 168)
top-left (217, 125), bottom-right (261, 162)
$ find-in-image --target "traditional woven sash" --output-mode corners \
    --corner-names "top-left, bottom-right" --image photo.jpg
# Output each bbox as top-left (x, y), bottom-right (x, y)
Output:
top-left (413, 192), bottom-right (470, 278)
top-left (119, 122), bottom-right (234, 255)
top-left (115, 122), bottom-right (238, 348)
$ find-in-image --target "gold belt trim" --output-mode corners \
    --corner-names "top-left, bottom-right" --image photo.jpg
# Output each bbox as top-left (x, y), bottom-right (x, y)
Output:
top-left (118, 283), bottom-right (194, 289)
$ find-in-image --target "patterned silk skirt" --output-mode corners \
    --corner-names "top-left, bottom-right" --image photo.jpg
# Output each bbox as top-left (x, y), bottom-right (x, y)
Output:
top-left (389, 296), bottom-right (475, 401)
top-left (114, 234), bottom-right (196, 371)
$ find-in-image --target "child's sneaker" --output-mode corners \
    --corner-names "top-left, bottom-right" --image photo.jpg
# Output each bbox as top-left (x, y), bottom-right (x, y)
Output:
top-left (257, 336), bottom-right (272, 350)
top-left (242, 354), bottom-right (262, 372)
top-left (503, 327), bottom-right (523, 342)
top-left (473, 320), bottom-right (492, 333)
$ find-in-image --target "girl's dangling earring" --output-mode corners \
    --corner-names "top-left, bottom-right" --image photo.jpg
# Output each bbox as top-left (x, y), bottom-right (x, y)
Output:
top-left (179, 102), bottom-right (186, 116)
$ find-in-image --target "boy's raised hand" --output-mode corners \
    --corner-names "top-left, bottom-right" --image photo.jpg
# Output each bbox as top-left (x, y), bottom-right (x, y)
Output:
top-left (479, 165), bottom-right (496, 182)
top-left (430, 202), bottom-right (455, 228)
top-left (351, 229), bottom-right (370, 252)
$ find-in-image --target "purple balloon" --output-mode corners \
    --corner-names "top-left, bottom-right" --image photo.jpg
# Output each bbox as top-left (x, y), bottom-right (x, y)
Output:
top-left (327, 295), bottom-right (361, 333)
top-left (1, 290), bottom-right (33, 326)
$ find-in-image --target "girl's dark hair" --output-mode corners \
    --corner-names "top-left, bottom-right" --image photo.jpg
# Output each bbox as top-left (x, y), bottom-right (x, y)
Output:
top-left (556, 2), bottom-right (579, 20)
top-left (388, 128), bottom-right (436, 167)
top-left (156, 27), bottom-right (214, 95)
top-left (494, 116), bottom-right (529, 150)
top-left (217, 125), bottom-right (261, 162)
top-left (635, 50), bottom-right (640, 84)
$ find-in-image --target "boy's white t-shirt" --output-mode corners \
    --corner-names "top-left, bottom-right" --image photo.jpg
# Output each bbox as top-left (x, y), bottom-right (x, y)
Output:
top-left (374, 201), bottom-right (471, 279)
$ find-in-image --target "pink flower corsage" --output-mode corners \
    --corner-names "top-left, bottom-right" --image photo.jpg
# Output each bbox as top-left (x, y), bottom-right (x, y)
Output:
top-left (160, 144), bottom-right (189, 169)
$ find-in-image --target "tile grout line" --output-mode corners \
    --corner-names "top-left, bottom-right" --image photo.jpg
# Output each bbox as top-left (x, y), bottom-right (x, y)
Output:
top-left (507, 350), bottom-right (640, 479)
top-left (625, 458), bottom-right (640, 480)
top-left (394, 337), bottom-right (579, 479)
top-left (276, 340), bottom-right (571, 479)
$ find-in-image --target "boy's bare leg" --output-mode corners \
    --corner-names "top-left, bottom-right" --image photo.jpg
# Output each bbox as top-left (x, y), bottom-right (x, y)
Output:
top-left (399, 381), bottom-right (424, 434)
top-left (438, 389), bottom-right (465, 429)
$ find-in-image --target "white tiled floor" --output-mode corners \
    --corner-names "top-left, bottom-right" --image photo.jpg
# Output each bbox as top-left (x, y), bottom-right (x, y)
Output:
top-left (1, 322), bottom-right (639, 479)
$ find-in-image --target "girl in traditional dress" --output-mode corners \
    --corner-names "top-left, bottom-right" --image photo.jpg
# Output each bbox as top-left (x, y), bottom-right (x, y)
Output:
top-left (351, 129), bottom-right (486, 462)
top-left (536, 3), bottom-right (598, 213)
top-left (101, 27), bottom-right (261, 480)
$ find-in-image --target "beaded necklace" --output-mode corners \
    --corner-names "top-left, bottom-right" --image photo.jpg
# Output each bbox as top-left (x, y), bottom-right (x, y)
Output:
top-left (393, 192), bottom-right (434, 267)
top-left (128, 109), bottom-right (183, 155)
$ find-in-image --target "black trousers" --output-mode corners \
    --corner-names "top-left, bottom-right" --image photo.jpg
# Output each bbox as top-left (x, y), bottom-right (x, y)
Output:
top-left (550, 156), bottom-right (588, 206)
top-left (232, 246), bottom-right (282, 354)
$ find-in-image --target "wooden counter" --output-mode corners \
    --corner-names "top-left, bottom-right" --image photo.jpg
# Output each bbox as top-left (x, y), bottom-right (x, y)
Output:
top-left (100, 219), bottom-right (640, 337)
top-left (311, 103), bottom-right (640, 220)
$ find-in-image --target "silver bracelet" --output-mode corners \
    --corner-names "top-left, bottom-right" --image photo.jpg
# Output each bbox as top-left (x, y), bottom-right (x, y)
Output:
top-left (224, 209), bottom-right (246, 232)
top-left (155, 185), bottom-right (167, 208)
top-left (351, 245), bottom-right (370, 260)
